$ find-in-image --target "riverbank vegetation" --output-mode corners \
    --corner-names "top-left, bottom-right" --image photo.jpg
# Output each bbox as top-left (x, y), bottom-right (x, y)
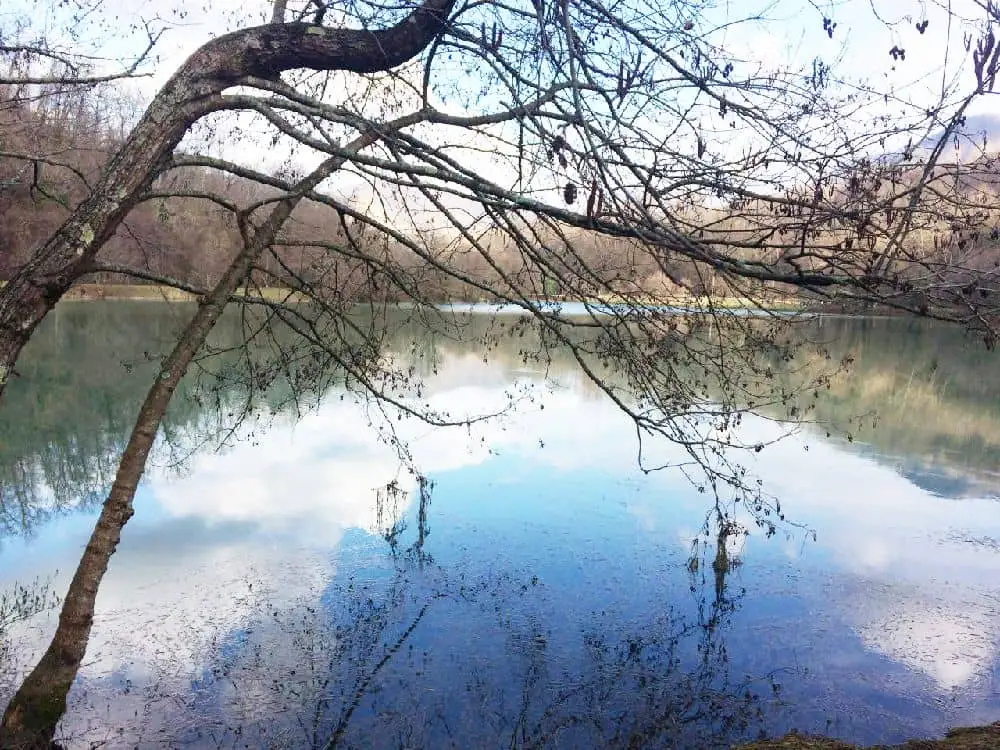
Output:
top-left (741, 722), bottom-right (1000, 749)
top-left (2, 59), bottom-right (1000, 319)
top-left (17, 281), bottom-right (806, 310)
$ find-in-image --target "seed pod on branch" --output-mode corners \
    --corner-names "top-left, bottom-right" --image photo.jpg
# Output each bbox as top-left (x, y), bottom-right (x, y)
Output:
top-left (586, 178), bottom-right (599, 219)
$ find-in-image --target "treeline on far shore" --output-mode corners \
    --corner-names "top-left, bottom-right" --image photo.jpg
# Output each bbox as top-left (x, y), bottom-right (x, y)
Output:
top-left (6, 80), bottom-right (998, 314)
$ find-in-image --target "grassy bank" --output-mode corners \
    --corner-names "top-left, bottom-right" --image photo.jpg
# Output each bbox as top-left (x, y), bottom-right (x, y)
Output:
top-left (738, 722), bottom-right (1000, 749)
top-left (571, 292), bottom-right (805, 311)
top-left (0, 281), bottom-right (305, 302)
top-left (58, 284), bottom-right (308, 303)
top-left (1, 282), bottom-right (808, 310)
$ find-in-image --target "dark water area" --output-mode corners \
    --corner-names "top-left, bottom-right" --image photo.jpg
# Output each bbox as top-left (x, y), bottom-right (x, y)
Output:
top-left (0, 304), bottom-right (999, 748)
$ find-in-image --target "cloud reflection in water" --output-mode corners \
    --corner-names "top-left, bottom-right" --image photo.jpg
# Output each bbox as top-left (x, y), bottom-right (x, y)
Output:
top-left (1, 348), bottom-right (999, 746)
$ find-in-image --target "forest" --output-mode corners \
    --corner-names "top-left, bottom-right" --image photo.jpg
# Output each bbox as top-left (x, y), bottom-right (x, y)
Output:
top-left (6, 72), bottom-right (1000, 312)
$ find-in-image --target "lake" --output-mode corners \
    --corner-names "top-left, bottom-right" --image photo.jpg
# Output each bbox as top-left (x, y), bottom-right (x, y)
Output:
top-left (0, 304), bottom-right (999, 749)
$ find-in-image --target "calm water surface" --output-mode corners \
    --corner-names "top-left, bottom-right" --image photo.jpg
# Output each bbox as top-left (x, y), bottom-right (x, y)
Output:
top-left (0, 305), bottom-right (999, 748)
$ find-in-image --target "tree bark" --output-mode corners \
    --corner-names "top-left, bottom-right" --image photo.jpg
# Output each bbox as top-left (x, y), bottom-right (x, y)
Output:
top-left (271, 0), bottom-right (288, 23)
top-left (0, 150), bottom-right (347, 748)
top-left (0, 0), bottom-right (455, 405)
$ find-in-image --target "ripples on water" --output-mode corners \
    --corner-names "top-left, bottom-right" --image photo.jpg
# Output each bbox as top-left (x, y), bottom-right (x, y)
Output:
top-left (0, 305), bottom-right (998, 748)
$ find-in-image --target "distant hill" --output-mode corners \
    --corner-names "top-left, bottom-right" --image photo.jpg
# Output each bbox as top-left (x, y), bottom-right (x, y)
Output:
top-left (917, 112), bottom-right (1000, 161)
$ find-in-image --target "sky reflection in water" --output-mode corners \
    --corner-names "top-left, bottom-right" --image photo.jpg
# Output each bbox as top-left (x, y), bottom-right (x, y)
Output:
top-left (0, 317), bottom-right (999, 748)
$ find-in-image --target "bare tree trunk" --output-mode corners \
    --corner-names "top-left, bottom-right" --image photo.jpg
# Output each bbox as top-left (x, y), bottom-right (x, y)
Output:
top-left (0, 149), bottom-right (353, 746)
top-left (0, 85), bottom-right (220, 400)
top-left (0, 0), bottom-right (455, 405)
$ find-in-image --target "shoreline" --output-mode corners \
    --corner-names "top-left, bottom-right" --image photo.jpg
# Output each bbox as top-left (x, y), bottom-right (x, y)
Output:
top-left (40, 283), bottom-right (810, 311)
top-left (59, 284), bottom-right (302, 303)
top-left (737, 722), bottom-right (1000, 748)
top-left (4, 282), bottom-right (904, 317)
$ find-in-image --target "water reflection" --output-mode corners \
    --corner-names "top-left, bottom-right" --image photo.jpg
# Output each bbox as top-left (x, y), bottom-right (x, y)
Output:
top-left (25, 510), bottom-right (772, 748)
top-left (178, 546), bottom-right (767, 749)
top-left (0, 303), bottom-right (197, 537)
top-left (0, 307), bottom-right (999, 746)
top-left (799, 316), bottom-right (1000, 498)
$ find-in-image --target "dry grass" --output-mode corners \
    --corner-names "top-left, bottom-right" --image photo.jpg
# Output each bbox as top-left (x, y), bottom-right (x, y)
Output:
top-left (63, 284), bottom-right (197, 301)
top-left (562, 292), bottom-right (805, 311)
top-left (738, 737), bottom-right (857, 749)
top-left (3, 281), bottom-right (805, 310)
top-left (737, 722), bottom-right (1000, 749)
top-left (58, 284), bottom-right (308, 303)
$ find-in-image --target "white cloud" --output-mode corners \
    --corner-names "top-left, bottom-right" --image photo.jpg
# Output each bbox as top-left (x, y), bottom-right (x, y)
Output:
top-left (857, 599), bottom-right (998, 691)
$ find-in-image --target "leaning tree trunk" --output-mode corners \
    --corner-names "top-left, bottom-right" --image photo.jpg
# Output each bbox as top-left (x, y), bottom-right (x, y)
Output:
top-left (0, 0), bottom-right (455, 405)
top-left (0, 145), bottom-right (356, 747)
